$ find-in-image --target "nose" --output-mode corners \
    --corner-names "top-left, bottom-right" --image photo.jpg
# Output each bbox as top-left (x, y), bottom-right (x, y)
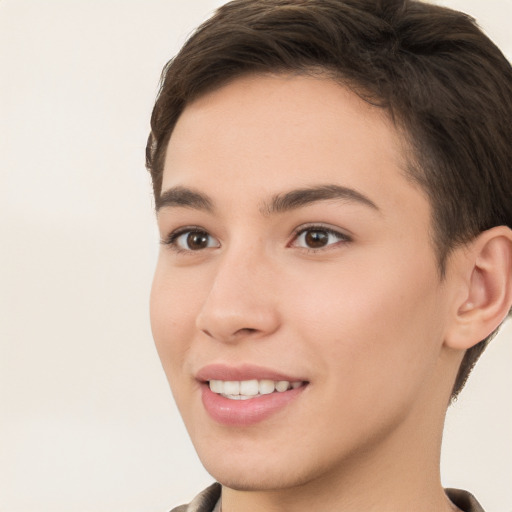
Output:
top-left (195, 248), bottom-right (280, 343)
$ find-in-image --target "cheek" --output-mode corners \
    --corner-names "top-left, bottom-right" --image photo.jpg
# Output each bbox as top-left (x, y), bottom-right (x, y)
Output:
top-left (286, 255), bottom-right (445, 401)
top-left (149, 261), bottom-right (204, 378)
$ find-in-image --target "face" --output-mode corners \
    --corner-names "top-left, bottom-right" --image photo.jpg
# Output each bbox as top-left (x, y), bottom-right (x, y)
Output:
top-left (151, 74), bottom-right (456, 491)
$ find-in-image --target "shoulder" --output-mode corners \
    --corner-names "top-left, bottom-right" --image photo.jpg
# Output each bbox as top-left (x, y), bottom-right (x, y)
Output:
top-left (445, 488), bottom-right (486, 512)
top-left (170, 483), bottom-right (222, 512)
top-left (171, 484), bottom-right (486, 512)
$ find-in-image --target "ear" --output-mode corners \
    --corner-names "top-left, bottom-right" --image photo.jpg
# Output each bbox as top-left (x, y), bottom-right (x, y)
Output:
top-left (445, 226), bottom-right (512, 350)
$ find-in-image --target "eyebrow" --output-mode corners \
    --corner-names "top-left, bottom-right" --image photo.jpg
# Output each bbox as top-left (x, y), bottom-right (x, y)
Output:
top-left (156, 186), bottom-right (214, 212)
top-left (156, 184), bottom-right (379, 214)
top-left (263, 184), bottom-right (379, 215)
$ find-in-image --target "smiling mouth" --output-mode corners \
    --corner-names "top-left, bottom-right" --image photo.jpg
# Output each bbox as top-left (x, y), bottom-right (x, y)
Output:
top-left (209, 379), bottom-right (306, 400)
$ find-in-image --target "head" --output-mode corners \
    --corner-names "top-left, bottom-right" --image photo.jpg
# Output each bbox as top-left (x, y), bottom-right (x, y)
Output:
top-left (147, 0), bottom-right (512, 400)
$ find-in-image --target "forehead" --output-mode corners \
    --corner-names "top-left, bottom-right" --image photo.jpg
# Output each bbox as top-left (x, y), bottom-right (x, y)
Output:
top-left (162, 73), bottom-right (425, 219)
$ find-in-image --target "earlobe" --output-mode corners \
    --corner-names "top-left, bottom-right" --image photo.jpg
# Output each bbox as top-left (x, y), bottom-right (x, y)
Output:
top-left (445, 226), bottom-right (512, 350)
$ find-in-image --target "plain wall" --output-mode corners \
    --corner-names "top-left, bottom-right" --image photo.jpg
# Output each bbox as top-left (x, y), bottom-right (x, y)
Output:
top-left (0, 1), bottom-right (510, 511)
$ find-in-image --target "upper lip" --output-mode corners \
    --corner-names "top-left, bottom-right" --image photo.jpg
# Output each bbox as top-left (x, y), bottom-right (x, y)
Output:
top-left (196, 363), bottom-right (306, 383)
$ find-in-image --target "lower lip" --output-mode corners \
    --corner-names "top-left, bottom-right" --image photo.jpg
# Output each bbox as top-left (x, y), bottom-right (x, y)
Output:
top-left (201, 383), bottom-right (307, 426)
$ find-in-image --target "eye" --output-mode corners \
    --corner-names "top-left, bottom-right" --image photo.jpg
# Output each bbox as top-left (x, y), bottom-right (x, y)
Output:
top-left (292, 226), bottom-right (350, 250)
top-left (164, 228), bottom-right (220, 252)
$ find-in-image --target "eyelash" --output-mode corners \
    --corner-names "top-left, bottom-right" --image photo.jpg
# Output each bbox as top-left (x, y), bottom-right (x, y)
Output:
top-left (161, 224), bottom-right (351, 254)
top-left (161, 226), bottom-right (218, 254)
top-left (290, 224), bottom-right (351, 252)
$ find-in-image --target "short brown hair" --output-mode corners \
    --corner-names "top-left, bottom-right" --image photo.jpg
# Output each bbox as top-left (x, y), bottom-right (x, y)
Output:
top-left (146, 0), bottom-right (512, 398)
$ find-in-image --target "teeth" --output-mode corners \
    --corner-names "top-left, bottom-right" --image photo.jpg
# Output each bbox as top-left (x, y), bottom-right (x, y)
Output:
top-left (223, 381), bottom-right (240, 395)
top-left (209, 379), bottom-right (223, 393)
top-left (275, 380), bottom-right (289, 392)
top-left (209, 379), bottom-right (303, 399)
top-left (259, 379), bottom-right (275, 395)
top-left (240, 379), bottom-right (259, 396)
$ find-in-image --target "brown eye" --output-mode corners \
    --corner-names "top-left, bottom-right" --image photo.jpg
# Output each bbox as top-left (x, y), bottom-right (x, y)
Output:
top-left (304, 230), bottom-right (329, 248)
top-left (168, 229), bottom-right (220, 252)
top-left (186, 231), bottom-right (210, 250)
top-left (293, 226), bottom-right (349, 250)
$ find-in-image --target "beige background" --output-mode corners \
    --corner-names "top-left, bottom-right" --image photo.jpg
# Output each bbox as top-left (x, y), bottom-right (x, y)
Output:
top-left (0, 1), bottom-right (511, 511)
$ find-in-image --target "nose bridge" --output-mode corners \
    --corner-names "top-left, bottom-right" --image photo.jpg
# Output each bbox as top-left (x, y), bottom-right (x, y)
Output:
top-left (195, 241), bottom-right (279, 342)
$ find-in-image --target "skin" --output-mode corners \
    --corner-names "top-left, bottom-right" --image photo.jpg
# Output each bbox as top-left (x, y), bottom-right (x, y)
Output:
top-left (150, 74), bottom-right (467, 511)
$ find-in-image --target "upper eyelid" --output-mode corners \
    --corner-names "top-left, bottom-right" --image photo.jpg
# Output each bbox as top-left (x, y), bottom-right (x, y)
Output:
top-left (162, 226), bottom-right (214, 245)
top-left (163, 225), bottom-right (208, 238)
top-left (292, 223), bottom-right (352, 239)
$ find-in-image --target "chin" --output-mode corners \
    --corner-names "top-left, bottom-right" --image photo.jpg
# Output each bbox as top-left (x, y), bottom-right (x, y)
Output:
top-left (206, 465), bottom-right (311, 492)
top-left (200, 453), bottom-right (282, 490)
top-left (198, 443), bottom-right (331, 493)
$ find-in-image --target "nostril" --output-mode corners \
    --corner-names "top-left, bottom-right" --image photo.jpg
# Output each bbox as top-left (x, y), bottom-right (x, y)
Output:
top-left (201, 326), bottom-right (260, 342)
top-left (235, 327), bottom-right (258, 336)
